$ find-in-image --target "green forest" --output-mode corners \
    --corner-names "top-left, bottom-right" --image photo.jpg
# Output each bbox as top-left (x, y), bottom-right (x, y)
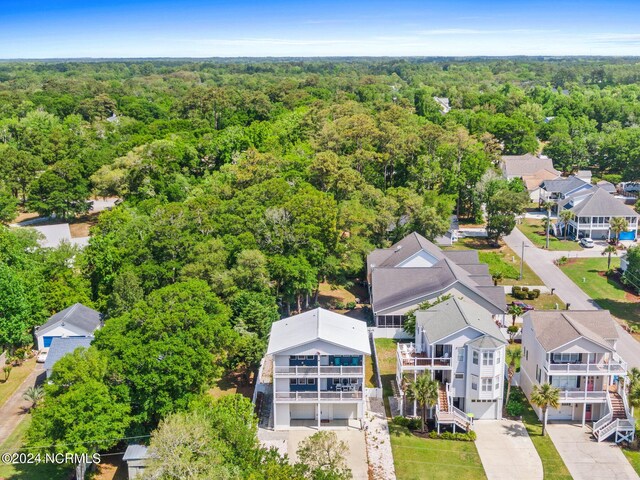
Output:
top-left (1, 58), bottom-right (640, 476)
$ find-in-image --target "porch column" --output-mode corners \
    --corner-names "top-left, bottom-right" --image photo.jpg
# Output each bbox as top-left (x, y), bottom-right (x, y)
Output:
top-left (317, 403), bottom-right (321, 429)
top-left (582, 403), bottom-right (586, 427)
top-left (413, 370), bottom-right (417, 417)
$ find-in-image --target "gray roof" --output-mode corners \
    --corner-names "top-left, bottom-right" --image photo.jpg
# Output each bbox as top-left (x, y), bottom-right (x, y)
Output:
top-left (44, 337), bottom-right (93, 373)
top-left (123, 444), bottom-right (149, 462)
top-left (466, 335), bottom-right (505, 349)
top-left (37, 303), bottom-right (103, 336)
top-left (501, 154), bottom-right (559, 178)
top-left (542, 176), bottom-right (591, 196)
top-left (596, 180), bottom-right (617, 193)
top-left (368, 233), bottom-right (505, 314)
top-left (525, 310), bottom-right (619, 351)
top-left (569, 187), bottom-right (639, 218)
top-left (416, 297), bottom-right (505, 345)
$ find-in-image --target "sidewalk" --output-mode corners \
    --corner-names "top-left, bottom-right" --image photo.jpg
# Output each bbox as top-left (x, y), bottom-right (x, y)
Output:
top-left (0, 364), bottom-right (44, 446)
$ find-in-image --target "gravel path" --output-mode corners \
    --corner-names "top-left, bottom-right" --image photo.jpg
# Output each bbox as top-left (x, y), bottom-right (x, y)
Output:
top-left (364, 397), bottom-right (396, 480)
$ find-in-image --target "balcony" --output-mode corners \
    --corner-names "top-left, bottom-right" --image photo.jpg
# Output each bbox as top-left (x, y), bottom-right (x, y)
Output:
top-left (557, 389), bottom-right (608, 403)
top-left (273, 365), bottom-right (364, 377)
top-left (545, 357), bottom-right (627, 375)
top-left (397, 343), bottom-right (452, 370)
top-left (274, 390), bottom-right (364, 402)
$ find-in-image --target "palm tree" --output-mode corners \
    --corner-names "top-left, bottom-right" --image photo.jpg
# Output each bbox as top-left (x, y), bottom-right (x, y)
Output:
top-left (530, 383), bottom-right (561, 436)
top-left (507, 304), bottom-right (525, 326)
top-left (542, 201), bottom-right (554, 249)
top-left (627, 367), bottom-right (640, 412)
top-left (610, 217), bottom-right (630, 245)
top-left (505, 347), bottom-right (522, 407)
top-left (559, 210), bottom-right (574, 239)
top-left (492, 272), bottom-right (503, 286)
top-left (406, 373), bottom-right (439, 433)
top-left (601, 245), bottom-right (618, 270)
top-left (22, 385), bottom-right (44, 411)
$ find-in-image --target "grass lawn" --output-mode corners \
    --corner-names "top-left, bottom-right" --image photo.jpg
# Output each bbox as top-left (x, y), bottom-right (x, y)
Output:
top-left (0, 415), bottom-right (72, 480)
top-left (561, 257), bottom-right (640, 324)
top-left (517, 219), bottom-right (582, 251)
top-left (445, 238), bottom-right (543, 286)
top-left (389, 424), bottom-right (487, 480)
top-left (365, 349), bottom-right (376, 388)
top-left (0, 357), bottom-right (36, 408)
top-left (622, 410), bottom-right (640, 475)
top-left (505, 292), bottom-right (566, 310)
top-left (374, 338), bottom-right (399, 415)
top-left (515, 388), bottom-right (572, 480)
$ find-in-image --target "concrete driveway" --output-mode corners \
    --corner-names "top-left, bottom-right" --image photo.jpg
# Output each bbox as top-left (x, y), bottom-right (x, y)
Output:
top-left (474, 419), bottom-right (543, 480)
top-left (546, 423), bottom-right (638, 480)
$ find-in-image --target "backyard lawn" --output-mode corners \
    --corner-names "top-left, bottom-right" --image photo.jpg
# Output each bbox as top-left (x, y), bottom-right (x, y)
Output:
top-left (518, 219), bottom-right (583, 251)
top-left (0, 357), bottom-right (37, 408)
top-left (374, 338), bottom-right (399, 415)
top-left (505, 292), bottom-right (566, 311)
top-left (622, 410), bottom-right (640, 476)
top-left (0, 415), bottom-right (72, 480)
top-left (389, 424), bottom-right (487, 480)
top-left (445, 238), bottom-right (544, 286)
top-left (561, 257), bottom-right (640, 324)
top-left (516, 388), bottom-right (573, 480)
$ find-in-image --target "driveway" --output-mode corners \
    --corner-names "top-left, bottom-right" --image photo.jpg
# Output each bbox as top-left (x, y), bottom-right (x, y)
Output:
top-left (504, 227), bottom-right (640, 369)
top-left (546, 423), bottom-right (638, 480)
top-left (474, 419), bottom-right (543, 480)
top-left (0, 363), bottom-right (44, 445)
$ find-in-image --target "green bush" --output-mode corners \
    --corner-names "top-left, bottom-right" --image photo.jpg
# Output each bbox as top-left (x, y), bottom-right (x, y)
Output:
top-left (506, 400), bottom-right (524, 417)
top-left (346, 301), bottom-right (357, 309)
top-left (514, 290), bottom-right (527, 300)
top-left (429, 430), bottom-right (439, 439)
top-left (334, 301), bottom-right (345, 310)
top-left (392, 416), bottom-right (409, 427)
top-left (429, 430), bottom-right (476, 441)
top-left (527, 291), bottom-right (536, 300)
top-left (407, 418), bottom-right (422, 430)
top-left (532, 288), bottom-right (540, 298)
top-left (512, 286), bottom-right (521, 295)
top-left (522, 286), bottom-right (529, 292)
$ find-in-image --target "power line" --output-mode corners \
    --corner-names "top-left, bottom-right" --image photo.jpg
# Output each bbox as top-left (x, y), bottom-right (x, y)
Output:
top-left (0, 434), bottom-right (151, 454)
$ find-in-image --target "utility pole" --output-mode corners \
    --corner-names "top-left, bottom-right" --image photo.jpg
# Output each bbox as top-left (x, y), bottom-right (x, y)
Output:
top-left (519, 241), bottom-right (525, 280)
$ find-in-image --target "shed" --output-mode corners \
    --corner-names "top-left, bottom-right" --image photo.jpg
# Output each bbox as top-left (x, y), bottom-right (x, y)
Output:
top-left (123, 444), bottom-right (149, 479)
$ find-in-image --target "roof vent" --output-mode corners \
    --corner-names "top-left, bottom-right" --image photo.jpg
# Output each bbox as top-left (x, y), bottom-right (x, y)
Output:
top-left (395, 245), bottom-right (403, 252)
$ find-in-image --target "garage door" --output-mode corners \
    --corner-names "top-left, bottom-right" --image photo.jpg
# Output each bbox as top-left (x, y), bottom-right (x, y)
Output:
top-left (548, 404), bottom-right (572, 421)
top-left (468, 401), bottom-right (497, 420)
top-left (333, 404), bottom-right (356, 420)
top-left (620, 231), bottom-right (636, 241)
top-left (290, 404), bottom-right (315, 420)
top-left (43, 336), bottom-right (56, 348)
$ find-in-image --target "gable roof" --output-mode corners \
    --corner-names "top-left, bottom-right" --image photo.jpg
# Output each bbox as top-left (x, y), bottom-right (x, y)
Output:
top-left (521, 168), bottom-right (561, 191)
top-left (596, 180), bottom-right (617, 193)
top-left (501, 154), bottom-right (560, 178)
top-left (44, 337), bottom-right (93, 373)
top-left (541, 175), bottom-right (591, 195)
top-left (368, 233), bottom-right (505, 314)
top-left (123, 445), bottom-right (149, 462)
top-left (416, 297), bottom-right (505, 345)
top-left (266, 308), bottom-right (371, 355)
top-left (525, 310), bottom-right (619, 352)
top-left (36, 303), bottom-right (103, 336)
top-left (569, 187), bottom-right (639, 218)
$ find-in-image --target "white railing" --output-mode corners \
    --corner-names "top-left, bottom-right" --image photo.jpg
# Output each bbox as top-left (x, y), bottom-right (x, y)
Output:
top-left (596, 419), bottom-right (619, 442)
top-left (452, 406), bottom-right (474, 430)
top-left (274, 391), bottom-right (363, 402)
top-left (558, 390), bottom-right (607, 402)
top-left (397, 343), bottom-right (453, 369)
top-left (273, 365), bottom-right (364, 377)
top-left (546, 359), bottom-right (627, 374)
top-left (593, 412), bottom-right (613, 434)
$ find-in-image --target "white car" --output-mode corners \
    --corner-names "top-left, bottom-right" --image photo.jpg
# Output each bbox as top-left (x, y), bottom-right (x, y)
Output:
top-left (579, 237), bottom-right (595, 248)
top-left (36, 349), bottom-right (49, 363)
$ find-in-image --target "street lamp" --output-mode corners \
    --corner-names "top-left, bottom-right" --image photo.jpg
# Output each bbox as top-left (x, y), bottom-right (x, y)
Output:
top-left (519, 241), bottom-right (530, 281)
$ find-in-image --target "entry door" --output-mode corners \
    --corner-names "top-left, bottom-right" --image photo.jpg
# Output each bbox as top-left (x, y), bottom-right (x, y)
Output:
top-left (320, 405), bottom-right (331, 420)
top-left (585, 404), bottom-right (592, 422)
top-left (586, 377), bottom-right (594, 391)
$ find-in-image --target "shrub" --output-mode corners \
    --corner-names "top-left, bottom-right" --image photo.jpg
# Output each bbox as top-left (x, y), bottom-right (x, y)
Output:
top-left (407, 418), bottom-right (422, 431)
top-left (512, 286), bottom-right (521, 295)
top-left (429, 431), bottom-right (439, 439)
top-left (392, 416), bottom-right (409, 427)
top-left (527, 291), bottom-right (536, 300)
top-left (346, 301), bottom-right (357, 310)
top-left (506, 400), bottom-right (524, 417)
top-left (514, 290), bottom-right (527, 300)
top-left (334, 301), bottom-right (345, 310)
top-left (532, 289), bottom-right (540, 298)
top-left (428, 430), bottom-right (476, 441)
top-left (521, 286), bottom-right (529, 292)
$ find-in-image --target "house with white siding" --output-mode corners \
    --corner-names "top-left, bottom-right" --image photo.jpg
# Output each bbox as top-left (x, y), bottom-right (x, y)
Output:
top-left (266, 308), bottom-right (370, 430)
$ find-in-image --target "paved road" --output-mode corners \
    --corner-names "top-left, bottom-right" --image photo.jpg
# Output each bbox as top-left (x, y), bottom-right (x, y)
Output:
top-left (504, 227), bottom-right (640, 369)
top-left (474, 419), bottom-right (543, 480)
top-left (546, 423), bottom-right (639, 480)
top-left (0, 364), bottom-right (44, 446)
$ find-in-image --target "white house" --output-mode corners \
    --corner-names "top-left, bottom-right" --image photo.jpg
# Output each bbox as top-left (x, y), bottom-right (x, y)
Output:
top-left (367, 232), bottom-right (506, 336)
top-left (500, 153), bottom-right (560, 202)
top-left (521, 310), bottom-right (634, 443)
top-left (266, 308), bottom-right (371, 430)
top-left (34, 303), bottom-right (102, 350)
top-left (397, 297), bottom-right (506, 426)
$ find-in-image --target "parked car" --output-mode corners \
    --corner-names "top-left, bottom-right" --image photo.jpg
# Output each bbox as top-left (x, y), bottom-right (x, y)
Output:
top-left (36, 349), bottom-right (49, 363)
top-left (511, 301), bottom-right (534, 311)
top-left (579, 237), bottom-right (595, 248)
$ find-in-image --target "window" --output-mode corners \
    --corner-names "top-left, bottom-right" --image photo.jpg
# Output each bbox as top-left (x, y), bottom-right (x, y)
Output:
top-left (481, 378), bottom-right (493, 392)
top-left (290, 379), bottom-right (298, 385)
top-left (377, 315), bottom-right (405, 328)
top-left (308, 378), bottom-right (316, 385)
top-left (350, 378), bottom-right (358, 384)
top-left (552, 353), bottom-right (580, 364)
top-left (333, 378), bottom-right (340, 385)
top-left (551, 376), bottom-right (578, 389)
top-left (495, 351), bottom-right (501, 364)
top-left (471, 375), bottom-right (478, 390)
top-left (494, 375), bottom-right (500, 390)
top-left (298, 378), bottom-right (307, 385)
top-left (482, 352), bottom-right (494, 366)
top-left (455, 373), bottom-right (464, 380)
top-left (526, 349), bottom-right (529, 361)
top-left (306, 355), bottom-right (315, 360)
top-left (473, 351), bottom-right (479, 365)
top-left (457, 348), bottom-right (465, 362)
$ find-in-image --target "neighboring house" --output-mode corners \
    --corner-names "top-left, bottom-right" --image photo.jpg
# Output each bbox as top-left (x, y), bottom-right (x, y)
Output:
top-left (44, 337), bottom-right (93, 378)
top-left (539, 175), bottom-right (593, 207)
top-left (123, 444), bottom-right (149, 479)
top-left (265, 308), bottom-right (370, 430)
top-left (397, 297), bottom-right (506, 424)
top-left (576, 170), bottom-right (592, 183)
top-left (558, 187), bottom-right (639, 240)
top-left (367, 232), bottom-right (506, 334)
top-left (434, 215), bottom-right (460, 247)
top-left (433, 96), bottom-right (451, 113)
top-left (500, 153), bottom-right (561, 202)
top-left (521, 310), bottom-right (634, 443)
top-left (621, 253), bottom-right (629, 272)
top-left (35, 303), bottom-right (103, 350)
top-left (596, 179), bottom-right (617, 194)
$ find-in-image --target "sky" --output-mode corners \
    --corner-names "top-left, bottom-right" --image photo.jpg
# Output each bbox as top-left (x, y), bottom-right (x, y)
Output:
top-left (2, 0), bottom-right (640, 58)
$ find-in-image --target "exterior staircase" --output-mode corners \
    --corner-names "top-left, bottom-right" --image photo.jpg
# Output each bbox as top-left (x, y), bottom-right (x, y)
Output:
top-left (435, 383), bottom-right (473, 432)
top-left (593, 392), bottom-right (635, 444)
